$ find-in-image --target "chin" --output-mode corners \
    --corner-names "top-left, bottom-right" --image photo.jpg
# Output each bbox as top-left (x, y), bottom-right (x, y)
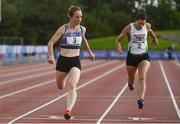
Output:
top-left (77, 22), bottom-right (81, 25)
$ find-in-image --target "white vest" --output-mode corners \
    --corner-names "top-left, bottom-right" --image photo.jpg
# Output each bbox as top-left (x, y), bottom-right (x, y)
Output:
top-left (128, 23), bottom-right (148, 54)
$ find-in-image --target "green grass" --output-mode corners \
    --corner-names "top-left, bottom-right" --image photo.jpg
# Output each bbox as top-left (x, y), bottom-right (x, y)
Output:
top-left (87, 35), bottom-right (180, 51)
top-left (157, 30), bottom-right (180, 34)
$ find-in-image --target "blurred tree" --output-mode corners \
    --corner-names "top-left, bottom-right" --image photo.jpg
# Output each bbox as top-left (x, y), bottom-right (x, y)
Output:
top-left (0, 0), bottom-right (179, 44)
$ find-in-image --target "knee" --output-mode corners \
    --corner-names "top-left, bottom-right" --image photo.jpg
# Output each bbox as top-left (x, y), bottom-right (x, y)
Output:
top-left (139, 74), bottom-right (146, 82)
top-left (68, 82), bottom-right (77, 90)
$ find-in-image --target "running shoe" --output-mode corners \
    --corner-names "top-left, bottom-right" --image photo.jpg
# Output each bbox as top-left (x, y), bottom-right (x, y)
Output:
top-left (137, 98), bottom-right (144, 109)
top-left (64, 110), bottom-right (71, 120)
top-left (128, 83), bottom-right (134, 91)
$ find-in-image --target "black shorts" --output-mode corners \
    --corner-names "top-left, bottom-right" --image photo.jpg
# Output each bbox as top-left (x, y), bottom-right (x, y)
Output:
top-left (56, 55), bottom-right (81, 73)
top-left (126, 52), bottom-right (151, 67)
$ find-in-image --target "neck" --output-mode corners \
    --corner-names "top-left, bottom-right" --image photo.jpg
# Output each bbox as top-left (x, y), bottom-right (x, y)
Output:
top-left (134, 22), bottom-right (142, 30)
top-left (69, 21), bottom-right (77, 29)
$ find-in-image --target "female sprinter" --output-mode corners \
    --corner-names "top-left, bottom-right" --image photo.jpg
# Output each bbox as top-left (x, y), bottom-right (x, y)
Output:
top-left (115, 12), bottom-right (158, 109)
top-left (47, 6), bottom-right (95, 120)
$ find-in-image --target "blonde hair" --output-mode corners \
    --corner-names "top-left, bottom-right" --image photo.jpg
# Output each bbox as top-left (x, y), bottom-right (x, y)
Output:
top-left (68, 6), bottom-right (81, 17)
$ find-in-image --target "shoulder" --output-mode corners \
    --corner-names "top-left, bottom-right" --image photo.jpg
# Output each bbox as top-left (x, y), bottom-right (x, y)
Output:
top-left (126, 24), bottom-right (131, 30)
top-left (146, 23), bottom-right (151, 29)
top-left (123, 24), bottom-right (131, 34)
top-left (80, 25), bottom-right (86, 33)
top-left (57, 24), bottom-right (66, 34)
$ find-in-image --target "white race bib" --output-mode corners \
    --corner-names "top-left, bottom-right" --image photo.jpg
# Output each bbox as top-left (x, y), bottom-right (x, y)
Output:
top-left (131, 43), bottom-right (146, 49)
top-left (130, 43), bottom-right (146, 54)
top-left (67, 37), bottom-right (82, 45)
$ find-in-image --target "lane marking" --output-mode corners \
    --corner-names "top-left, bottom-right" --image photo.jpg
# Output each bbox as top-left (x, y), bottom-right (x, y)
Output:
top-left (0, 80), bottom-right (55, 99)
top-left (7, 63), bottom-right (125, 124)
top-left (0, 61), bottom-right (117, 99)
top-left (159, 61), bottom-right (180, 119)
top-left (0, 63), bottom-right (48, 73)
top-left (0, 60), bottom-right (103, 76)
top-left (128, 117), bottom-right (155, 121)
top-left (0, 71), bottom-right (54, 85)
top-left (0, 60), bottom-right (108, 85)
top-left (0, 66), bottom-right (53, 78)
top-left (96, 83), bottom-right (128, 124)
top-left (49, 116), bottom-right (75, 120)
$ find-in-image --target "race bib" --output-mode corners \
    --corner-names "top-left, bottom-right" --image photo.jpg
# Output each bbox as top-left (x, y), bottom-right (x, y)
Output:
top-left (131, 42), bottom-right (146, 49)
top-left (67, 37), bottom-right (82, 45)
top-left (130, 43), bottom-right (146, 54)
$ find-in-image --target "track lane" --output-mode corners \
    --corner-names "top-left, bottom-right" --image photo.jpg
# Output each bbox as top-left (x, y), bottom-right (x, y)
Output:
top-left (7, 63), bottom-right (126, 123)
top-left (0, 60), bottom-right (179, 123)
top-left (98, 61), bottom-right (180, 123)
top-left (160, 61), bottom-right (180, 117)
top-left (0, 60), bottom-right (123, 123)
top-left (0, 60), bottom-right (104, 95)
top-left (0, 60), bottom-right (103, 82)
top-left (0, 62), bottom-right (49, 74)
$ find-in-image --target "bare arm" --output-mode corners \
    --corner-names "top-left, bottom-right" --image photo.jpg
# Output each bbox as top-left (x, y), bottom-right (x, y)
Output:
top-left (82, 27), bottom-right (95, 61)
top-left (47, 25), bottom-right (65, 64)
top-left (115, 25), bottom-right (130, 52)
top-left (146, 23), bottom-right (159, 45)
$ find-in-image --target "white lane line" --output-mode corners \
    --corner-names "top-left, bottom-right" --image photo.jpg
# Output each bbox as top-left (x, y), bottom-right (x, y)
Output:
top-left (0, 80), bottom-right (55, 99)
top-left (96, 83), bottom-right (128, 124)
top-left (0, 71), bottom-right (54, 85)
top-left (0, 61), bottom-right (93, 74)
top-left (159, 61), bottom-right (180, 119)
top-left (0, 63), bottom-right (48, 73)
top-left (0, 60), bottom-right (105, 85)
top-left (0, 67), bottom-right (54, 78)
top-left (7, 64), bottom-right (125, 124)
top-left (0, 60), bottom-right (99, 73)
top-left (0, 61), bottom-right (118, 99)
top-left (0, 60), bottom-right (94, 78)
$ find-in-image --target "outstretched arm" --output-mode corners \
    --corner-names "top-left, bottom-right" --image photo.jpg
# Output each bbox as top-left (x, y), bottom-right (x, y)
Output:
top-left (82, 28), bottom-right (95, 61)
top-left (47, 25), bottom-right (65, 64)
top-left (115, 25), bottom-right (130, 53)
top-left (146, 23), bottom-right (159, 45)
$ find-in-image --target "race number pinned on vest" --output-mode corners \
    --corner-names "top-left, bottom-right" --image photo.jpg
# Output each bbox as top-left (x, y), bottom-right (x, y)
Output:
top-left (67, 37), bottom-right (82, 45)
top-left (131, 43), bottom-right (146, 49)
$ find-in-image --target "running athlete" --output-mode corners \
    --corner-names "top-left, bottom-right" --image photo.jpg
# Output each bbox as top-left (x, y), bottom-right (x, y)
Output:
top-left (47, 6), bottom-right (95, 120)
top-left (115, 12), bottom-right (158, 109)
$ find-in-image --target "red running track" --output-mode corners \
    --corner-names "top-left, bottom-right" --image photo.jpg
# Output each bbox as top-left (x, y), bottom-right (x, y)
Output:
top-left (0, 60), bottom-right (179, 124)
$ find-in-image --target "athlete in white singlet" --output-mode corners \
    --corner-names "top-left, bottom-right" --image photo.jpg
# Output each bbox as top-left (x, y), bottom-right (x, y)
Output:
top-left (115, 12), bottom-right (158, 109)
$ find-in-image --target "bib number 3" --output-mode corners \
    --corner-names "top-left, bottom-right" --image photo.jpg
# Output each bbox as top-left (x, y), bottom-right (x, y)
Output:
top-left (67, 37), bottom-right (81, 44)
top-left (73, 37), bottom-right (76, 43)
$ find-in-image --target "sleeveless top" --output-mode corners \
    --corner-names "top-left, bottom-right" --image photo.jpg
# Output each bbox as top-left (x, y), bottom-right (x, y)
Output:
top-left (128, 23), bottom-right (148, 54)
top-left (59, 24), bottom-right (85, 57)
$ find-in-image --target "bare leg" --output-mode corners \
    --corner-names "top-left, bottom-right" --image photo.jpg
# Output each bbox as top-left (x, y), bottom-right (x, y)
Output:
top-left (126, 65), bottom-right (137, 90)
top-left (126, 65), bottom-right (137, 83)
top-left (66, 67), bottom-right (80, 111)
top-left (137, 60), bottom-right (150, 99)
top-left (56, 71), bottom-right (67, 90)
